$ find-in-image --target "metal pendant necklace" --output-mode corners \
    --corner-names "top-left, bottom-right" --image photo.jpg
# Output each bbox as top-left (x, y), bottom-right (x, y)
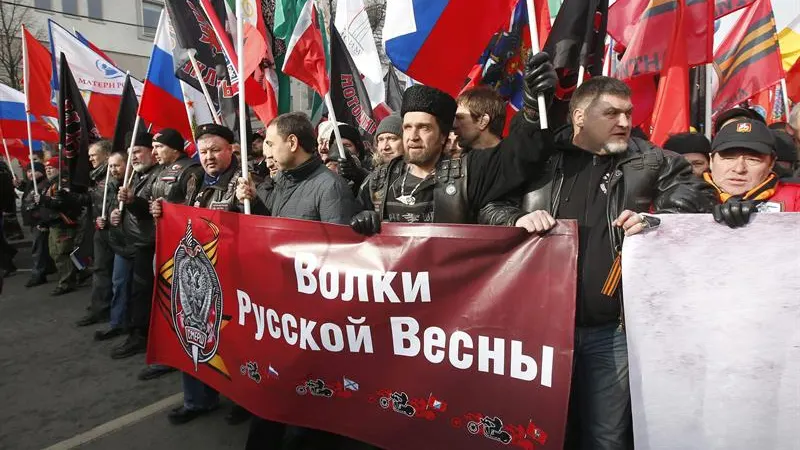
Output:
top-left (396, 165), bottom-right (433, 206)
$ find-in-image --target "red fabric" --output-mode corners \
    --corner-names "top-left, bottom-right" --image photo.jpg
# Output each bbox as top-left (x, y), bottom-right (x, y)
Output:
top-left (86, 93), bottom-right (121, 139)
top-left (770, 182), bottom-right (800, 212)
top-left (23, 28), bottom-right (57, 118)
top-left (149, 203), bottom-right (579, 450)
top-left (615, 0), bottom-right (713, 79)
top-left (533, 0), bottom-right (552, 48)
top-left (625, 75), bottom-right (659, 128)
top-left (712, 0), bottom-right (784, 113)
top-left (786, 60), bottom-right (800, 103)
top-left (650, 0), bottom-right (689, 147)
top-left (283, 3), bottom-right (330, 97)
top-left (140, 82), bottom-right (193, 143)
top-left (407, 0), bottom-right (516, 97)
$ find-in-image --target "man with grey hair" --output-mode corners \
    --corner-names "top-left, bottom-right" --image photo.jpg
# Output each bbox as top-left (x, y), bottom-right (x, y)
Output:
top-left (480, 76), bottom-right (716, 450)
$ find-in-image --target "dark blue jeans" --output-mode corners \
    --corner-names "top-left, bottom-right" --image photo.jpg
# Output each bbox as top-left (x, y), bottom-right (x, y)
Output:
top-left (110, 254), bottom-right (132, 329)
top-left (182, 372), bottom-right (219, 411)
top-left (568, 323), bottom-right (632, 450)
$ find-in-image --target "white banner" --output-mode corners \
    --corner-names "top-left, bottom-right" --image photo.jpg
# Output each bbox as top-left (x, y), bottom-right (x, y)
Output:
top-left (49, 20), bottom-right (144, 96)
top-left (622, 214), bottom-right (800, 450)
top-left (335, 0), bottom-right (385, 108)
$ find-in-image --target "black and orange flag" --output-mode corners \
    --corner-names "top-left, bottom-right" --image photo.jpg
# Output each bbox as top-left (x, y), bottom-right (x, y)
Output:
top-left (713, 0), bottom-right (784, 114)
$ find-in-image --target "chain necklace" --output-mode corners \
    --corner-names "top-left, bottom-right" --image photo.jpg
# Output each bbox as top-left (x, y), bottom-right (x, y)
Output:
top-left (395, 165), bottom-right (434, 206)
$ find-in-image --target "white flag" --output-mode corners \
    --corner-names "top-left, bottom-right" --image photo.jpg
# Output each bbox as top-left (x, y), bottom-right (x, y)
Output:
top-left (334, 0), bottom-right (385, 108)
top-left (48, 19), bottom-right (144, 96)
top-left (622, 214), bottom-right (800, 450)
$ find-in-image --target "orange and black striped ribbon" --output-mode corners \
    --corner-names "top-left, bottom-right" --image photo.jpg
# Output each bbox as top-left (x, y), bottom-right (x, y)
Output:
top-left (602, 252), bottom-right (622, 297)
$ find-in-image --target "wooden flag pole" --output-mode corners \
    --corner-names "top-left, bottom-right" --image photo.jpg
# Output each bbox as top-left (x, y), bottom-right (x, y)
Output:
top-left (704, 63), bottom-right (713, 139)
top-left (524, 0), bottom-right (549, 129)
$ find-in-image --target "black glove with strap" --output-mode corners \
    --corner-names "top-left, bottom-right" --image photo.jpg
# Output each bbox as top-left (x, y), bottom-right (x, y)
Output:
top-left (522, 51), bottom-right (557, 124)
top-left (712, 198), bottom-right (758, 228)
top-left (338, 158), bottom-right (368, 189)
top-left (350, 210), bottom-right (381, 236)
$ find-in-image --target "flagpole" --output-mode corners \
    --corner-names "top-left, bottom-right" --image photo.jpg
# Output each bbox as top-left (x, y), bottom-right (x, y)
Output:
top-left (57, 143), bottom-right (62, 190)
top-left (577, 65), bottom-right (585, 88)
top-left (119, 116), bottom-right (141, 212)
top-left (187, 49), bottom-right (222, 125)
top-left (324, 93), bottom-right (349, 163)
top-left (780, 78), bottom-right (791, 119)
top-left (704, 63), bottom-right (713, 139)
top-left (236, 0), bottom-right (251, 214)
top-left (21, 24), bottom-right (38, 196)
top-left (524, 0), bottom-right (549, 130)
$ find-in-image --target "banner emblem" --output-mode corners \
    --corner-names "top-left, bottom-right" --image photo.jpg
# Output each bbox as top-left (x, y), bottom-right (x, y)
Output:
top-left (171, 219), bottom-right (223, 370)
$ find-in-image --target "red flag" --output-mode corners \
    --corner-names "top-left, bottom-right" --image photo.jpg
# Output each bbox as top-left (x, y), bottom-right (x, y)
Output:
top-left (625, 75), bottom-right (659, 128)
top-left (786, 60), bottom-right (800, 103)
top-left (615, 0), bottom-right (713, 79)
top-left (712, 0), bottom-right (784, 114)
top-left (650, 0), bottom-right (690, 146)
top-left (609, 0), bottom-right (755, 52)
top-left (22, 27), bottom-right (57, 118)
top-left (282, 1), bottom-right (330, 96)
top-left (532, 0), bottom-right (552, 47)
top-left (86, 93), bottom-right (121, 138)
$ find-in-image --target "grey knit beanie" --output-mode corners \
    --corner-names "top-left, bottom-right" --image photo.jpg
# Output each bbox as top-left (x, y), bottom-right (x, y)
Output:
top-left (375, 114), bottom-right (403, 138)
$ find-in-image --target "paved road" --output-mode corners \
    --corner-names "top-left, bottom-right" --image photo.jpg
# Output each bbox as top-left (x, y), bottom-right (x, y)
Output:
top-left (0, 250), bottom-right (249, 450)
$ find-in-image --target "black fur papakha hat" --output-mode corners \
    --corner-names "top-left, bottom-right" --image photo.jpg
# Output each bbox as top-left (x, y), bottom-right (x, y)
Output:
top-left (401, 85), bottom-right (457, 134)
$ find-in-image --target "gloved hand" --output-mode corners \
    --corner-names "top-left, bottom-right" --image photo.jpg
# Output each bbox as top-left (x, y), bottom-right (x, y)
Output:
top-left (712, 198), bottom-right (758, 228)
top-left (350, 210), bottom-right (381, 236)
top-left (522, 51), bottom-right (557, 123)
top-left (338, 158), bottom-right (368, 188)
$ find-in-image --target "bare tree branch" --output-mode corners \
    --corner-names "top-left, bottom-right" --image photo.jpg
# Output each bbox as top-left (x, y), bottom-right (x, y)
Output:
top-left (0, 2), bottom-right (43, 90)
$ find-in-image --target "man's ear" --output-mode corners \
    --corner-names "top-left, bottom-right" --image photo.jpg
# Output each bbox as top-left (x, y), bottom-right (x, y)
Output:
top-left (478, 113), bottom-right (490, 131)
top-left (572, 109), bottom-right (585, 128)
top-left (288, 134), bottom-right (298, 153)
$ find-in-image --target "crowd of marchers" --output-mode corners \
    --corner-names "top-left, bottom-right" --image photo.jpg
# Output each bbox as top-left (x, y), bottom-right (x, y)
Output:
top-left (1, 51), bottom-right (799, 450)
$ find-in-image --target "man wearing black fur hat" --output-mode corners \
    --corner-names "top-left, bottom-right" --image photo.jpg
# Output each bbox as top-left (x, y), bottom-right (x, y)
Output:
top-left (350, 52), bottom-right (557, 233)
top-left (663, 132), bottom-right (711, 178)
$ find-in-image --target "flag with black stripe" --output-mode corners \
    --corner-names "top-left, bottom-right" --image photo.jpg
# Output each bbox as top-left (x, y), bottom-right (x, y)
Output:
top-left (712, 0), bottom-right (783, 114)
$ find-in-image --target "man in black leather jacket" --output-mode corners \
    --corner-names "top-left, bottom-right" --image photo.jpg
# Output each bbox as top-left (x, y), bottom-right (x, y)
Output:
top-left (109, 132), bottom-right (161, 360)
top-left (350, 52), bottom-right (557, 233)
top-left (479, 76), bottom-right (716, 450)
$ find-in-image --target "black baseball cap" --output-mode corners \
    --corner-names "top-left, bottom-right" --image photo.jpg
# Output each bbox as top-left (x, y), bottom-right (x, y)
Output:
top-left (713, 107), bottom-right (766, 134)
top-left (772, 130), bottom-right (797, 163)
top-left (711, 119), bottom-right (775, 155)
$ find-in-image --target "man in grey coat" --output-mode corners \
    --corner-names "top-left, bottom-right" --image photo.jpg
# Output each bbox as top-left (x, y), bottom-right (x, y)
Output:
top-left (237, 112), bottom-right (359, 224)
top-left (235, 112), bottom-right (370, 450)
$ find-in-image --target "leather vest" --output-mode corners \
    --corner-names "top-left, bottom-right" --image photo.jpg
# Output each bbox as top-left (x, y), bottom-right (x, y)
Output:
top-left (369, 155), bottom-right (470, 224)
top-left (149, 156), bottom-right (201, 204)
top-left (193, 168), bottom-right (241, 211)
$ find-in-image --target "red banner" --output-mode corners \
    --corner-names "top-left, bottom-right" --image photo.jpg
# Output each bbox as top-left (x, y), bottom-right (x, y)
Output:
top-left (148, 204), bottom-right (578, 450)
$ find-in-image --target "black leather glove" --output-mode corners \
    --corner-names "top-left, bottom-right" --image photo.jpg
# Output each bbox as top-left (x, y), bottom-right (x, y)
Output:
top-left (350, 210), bottom-right (381, 236)
top-left (522, 51), bottom-right (557, 123)
top-left (338, 158), bottom-right (368, 188)
top-left (712, 198), bottom-right (758, 228)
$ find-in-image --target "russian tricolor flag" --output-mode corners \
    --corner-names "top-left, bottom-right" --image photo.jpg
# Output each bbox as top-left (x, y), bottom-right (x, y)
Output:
top-left (0, 83), bottom-right (58, 142)
top-left (139, 11), bottom-right (193, 141)
top-left (383, 0), bottom-right (516, 96)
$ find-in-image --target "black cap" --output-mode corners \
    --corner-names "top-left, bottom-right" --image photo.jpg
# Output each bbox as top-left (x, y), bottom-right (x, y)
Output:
top-left (772, 130), bottom-right (797, 163)
top-left (711, 119), bottom-right (775, 155)
top-left (126, 131), bottom-right (153, 148)
top-left (251, 129), bottom-right (265, 142)
top-left (196, 123), bottom-right (235, 143)
top-left (401, 85), bottom-right (457, 134)
top-left (663, 132), bottom-right (711, 155)
top-left (713, 107), bottom-right (766, 134)
top-left (329, 124), bottom-right (365, 158)
top-left (153, 128), bottom-right (185, 152)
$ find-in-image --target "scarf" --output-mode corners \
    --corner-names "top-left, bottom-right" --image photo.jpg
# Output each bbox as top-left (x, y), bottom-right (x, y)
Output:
top-left (703, 172), bottom-right (778, 203)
